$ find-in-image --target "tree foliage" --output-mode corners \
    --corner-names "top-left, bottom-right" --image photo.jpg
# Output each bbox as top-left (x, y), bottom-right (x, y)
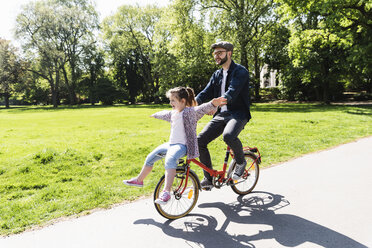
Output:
top-left (3, 0), bottom-right (371, 107)
top-left (197, 0), bottom-right (277, 100)
top-left (0, 39), bottom-right (28, 108)
top-left (273, 0), bottom-right (372, 102)
top-left (157, 0), bottom-right (216, 94)
top-left (15, 0), bottom-right (99, 107)
top-left (102, 5), bottom-right (162, 104)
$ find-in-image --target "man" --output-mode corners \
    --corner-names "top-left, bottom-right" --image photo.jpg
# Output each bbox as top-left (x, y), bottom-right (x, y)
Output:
top-left (196, 41), bottom-right (251, 189)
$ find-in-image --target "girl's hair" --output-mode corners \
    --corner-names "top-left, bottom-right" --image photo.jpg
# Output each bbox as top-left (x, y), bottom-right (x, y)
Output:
top-left (166, 86), bottom-right (197, 107)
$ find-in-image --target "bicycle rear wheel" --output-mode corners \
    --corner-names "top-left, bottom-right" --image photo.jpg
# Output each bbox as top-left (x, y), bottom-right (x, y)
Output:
top-left (231, 154), bottom-right (259, 195)
top-left (154, 168), bottom-right (200, 219)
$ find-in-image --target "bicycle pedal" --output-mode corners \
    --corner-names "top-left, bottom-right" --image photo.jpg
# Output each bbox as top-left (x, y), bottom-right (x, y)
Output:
top-left (227, 180), bottom-right (234, 186)
top-left (202, 186), bottom-right (213, 191)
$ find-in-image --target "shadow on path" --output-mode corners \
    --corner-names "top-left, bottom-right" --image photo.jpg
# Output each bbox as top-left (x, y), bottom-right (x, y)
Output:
top-left (134, 192), bottom-right (367, 248)
top-left (135, 214), bottom-right (254, 248)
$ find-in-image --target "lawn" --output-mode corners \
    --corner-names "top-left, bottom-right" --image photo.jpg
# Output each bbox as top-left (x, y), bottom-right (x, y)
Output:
top-left (0, 103), bottom-right (371, 235)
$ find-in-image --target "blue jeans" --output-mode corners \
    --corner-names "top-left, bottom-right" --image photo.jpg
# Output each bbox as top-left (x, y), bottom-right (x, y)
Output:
top-left (144, 142), bottom-right (187, 170)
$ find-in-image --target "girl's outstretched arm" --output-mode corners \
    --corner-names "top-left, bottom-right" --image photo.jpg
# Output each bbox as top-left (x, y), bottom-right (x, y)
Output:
top-left (151, 110), bottom-right (172, 122)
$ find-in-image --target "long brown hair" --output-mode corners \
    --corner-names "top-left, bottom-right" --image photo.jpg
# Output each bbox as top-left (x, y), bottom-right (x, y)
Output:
top-left (166, 86), bottom-right (196, 107)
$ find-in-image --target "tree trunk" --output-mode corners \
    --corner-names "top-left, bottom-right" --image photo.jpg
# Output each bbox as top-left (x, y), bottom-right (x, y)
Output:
top-left (367, 78), bottom-right (372, 93)
top-left (28, 67), bottom-right (58, 107)
top-left (322, 58), bottom-right (330, 104)
top-left (323, 81), bottom-right (330, 104)
top-left (70, 67), bottom-right (78, 105)
top-left (89, 80), bottom-right (95, 105)
top-left (154, 74), bottom-right (160, 103)
top-left (130, 96), bottom-right (136, 105)
top-left (50, 64), bottom-right (59, 108)
top-left (89, 71), bottom-right (95, 106)
top-left (51, 82), bottom-right (58, 108)
top-left (253, 48), bottom-right (261, 101)
top-left (315, 86), bottom-right (321, 101)
top-left (142, 59), bottom-right (153, 102)
top-left (55, 67), bottom-right (61, 107)
top-left (62, 66), bottom-right (76, 105)
top-left (4, 93), bottom-right (10, 108)
top-left (240, 47), bottom-right (249, 71)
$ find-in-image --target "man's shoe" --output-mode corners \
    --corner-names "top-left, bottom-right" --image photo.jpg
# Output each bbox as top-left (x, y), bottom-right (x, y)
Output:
top-left (201, 178), bottom-right (213, 190)
top-left (232, 160), bottom-right (247, 180)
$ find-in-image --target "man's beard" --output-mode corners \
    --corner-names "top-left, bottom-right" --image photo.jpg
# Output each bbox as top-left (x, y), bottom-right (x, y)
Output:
top-left (217, 54), bottom-right (228, 65)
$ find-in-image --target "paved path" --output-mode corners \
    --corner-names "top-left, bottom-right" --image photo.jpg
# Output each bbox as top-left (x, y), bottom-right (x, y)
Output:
top-left (1, 137), bottom-right (372, 248)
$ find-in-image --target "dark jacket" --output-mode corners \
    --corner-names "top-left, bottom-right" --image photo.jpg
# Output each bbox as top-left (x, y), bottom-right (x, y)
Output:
top-left (196, 60), bottom-right (251, 120)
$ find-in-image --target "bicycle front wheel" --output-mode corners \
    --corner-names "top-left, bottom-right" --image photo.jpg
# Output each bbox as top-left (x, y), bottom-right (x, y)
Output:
top-left (231, 154), bottom-right (260, 195)
top-left (154, 168), bottom-right (200, 219)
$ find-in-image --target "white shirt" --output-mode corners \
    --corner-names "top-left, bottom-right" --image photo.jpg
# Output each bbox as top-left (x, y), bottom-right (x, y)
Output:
top-left (221, 69), bottom-right (228, 112)
top-left (169, 110), bottom-right (187, 145)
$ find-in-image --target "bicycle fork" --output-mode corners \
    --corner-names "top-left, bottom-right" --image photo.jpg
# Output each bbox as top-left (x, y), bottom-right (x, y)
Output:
top-left (176, 163), bottom-right (202, 196)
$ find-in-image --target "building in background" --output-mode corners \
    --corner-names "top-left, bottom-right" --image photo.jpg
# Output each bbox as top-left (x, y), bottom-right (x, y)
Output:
top-left (260, 64), bottom-right (279, 88)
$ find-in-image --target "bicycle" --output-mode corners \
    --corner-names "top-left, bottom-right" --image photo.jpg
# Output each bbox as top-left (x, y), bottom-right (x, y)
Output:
top-left (153, 146), bottom-right (261, 219)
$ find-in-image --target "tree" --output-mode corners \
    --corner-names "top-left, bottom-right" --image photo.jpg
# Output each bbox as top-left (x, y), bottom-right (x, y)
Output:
top-left (20, 71), bottom-right (50, 105)
top-left (262, 23), bottom-right (305, 100)
top-left (324, 0), bottom-right (372, 93)
top-left (263, 23), bottom-right (291, 73)
top-left (158, 0), bottom-right (216, 94)
top-left (80, 42), bottom-right (105, 105)
top-left (0, 39), bottom-right (25, 108)
top-left (102, 4), bottom-right (163, 103)
top-left (57, 0), bottom-right (99, 104)
top-left (16, 0), bottom-right (64, 107)
top-left (15, 0), bottom-right (99, 107)
top-left (94, 77), bottom-right (121, 105)
top-left (289, 29), bottom-right (347, 102)
top-left (198, 0), bottom-right (277, 100)
top-left (275, 0), bottom-right (372, 102)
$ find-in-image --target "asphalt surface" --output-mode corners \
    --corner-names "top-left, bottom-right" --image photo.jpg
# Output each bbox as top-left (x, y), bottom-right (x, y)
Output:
top-left (1, 137), bottom-right (372, 248)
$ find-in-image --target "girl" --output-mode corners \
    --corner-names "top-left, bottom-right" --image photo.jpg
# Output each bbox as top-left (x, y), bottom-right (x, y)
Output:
top-left (123, 86), bottom-right (226, 205)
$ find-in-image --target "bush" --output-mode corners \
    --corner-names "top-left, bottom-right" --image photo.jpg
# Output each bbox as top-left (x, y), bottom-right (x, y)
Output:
top-left (94, 78), bottom-right (121, 105)
top-left (353, 92), bottom-right (372, 101)
top-left (260, 87), bottom-right (282, 101)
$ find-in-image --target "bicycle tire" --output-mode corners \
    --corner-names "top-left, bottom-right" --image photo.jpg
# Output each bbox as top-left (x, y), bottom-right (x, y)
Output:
top-left (154, 168), bottom-right (200, 219)
top-left (230, 153), bottom-right (260, 195)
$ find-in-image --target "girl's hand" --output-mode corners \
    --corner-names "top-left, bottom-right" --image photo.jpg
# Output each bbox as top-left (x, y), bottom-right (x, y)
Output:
top-left (212, 97), bottom-right (227, 107)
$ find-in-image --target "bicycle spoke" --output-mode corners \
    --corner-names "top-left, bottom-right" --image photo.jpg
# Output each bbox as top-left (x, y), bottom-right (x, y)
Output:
top-left (154, 169), bottom-right (199, 219)
top-left (231, 154), bottom-right (259, 195)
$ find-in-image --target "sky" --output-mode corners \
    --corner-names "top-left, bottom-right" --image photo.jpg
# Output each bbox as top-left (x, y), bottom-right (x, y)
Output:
top-left (0, 0), bottom-right (170, 44)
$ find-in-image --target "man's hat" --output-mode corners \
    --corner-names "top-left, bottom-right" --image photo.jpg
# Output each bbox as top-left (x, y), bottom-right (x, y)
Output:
top-left (211, 41), bottom-right (234, 51)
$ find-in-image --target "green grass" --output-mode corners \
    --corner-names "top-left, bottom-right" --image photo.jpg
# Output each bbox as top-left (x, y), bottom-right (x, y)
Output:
top-left (0, 103), bottom-right (371, 235)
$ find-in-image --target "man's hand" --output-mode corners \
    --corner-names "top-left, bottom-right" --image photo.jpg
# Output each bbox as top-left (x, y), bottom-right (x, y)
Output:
top-left (212, 97), bottom-right (227, 107)
top-left (207, 97), bottom-right (227, 115)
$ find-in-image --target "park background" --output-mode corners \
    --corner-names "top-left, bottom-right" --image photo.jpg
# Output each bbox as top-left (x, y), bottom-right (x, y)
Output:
top-left (0, 0), bottom-right (371, 236)
top-left (1, 0), bottom-right (371, 107)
